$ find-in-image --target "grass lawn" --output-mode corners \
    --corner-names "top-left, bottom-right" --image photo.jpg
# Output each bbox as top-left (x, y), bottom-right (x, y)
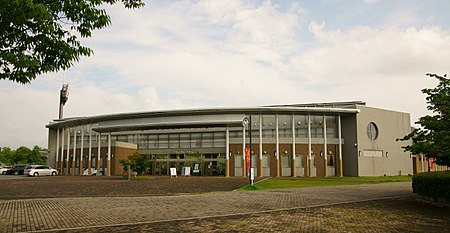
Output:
top-left (239, 176), bottom-right (412, 191)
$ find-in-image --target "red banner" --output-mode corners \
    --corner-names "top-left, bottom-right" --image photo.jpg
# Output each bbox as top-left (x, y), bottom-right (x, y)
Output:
top-left (245, 148), bottom-right (250, 173)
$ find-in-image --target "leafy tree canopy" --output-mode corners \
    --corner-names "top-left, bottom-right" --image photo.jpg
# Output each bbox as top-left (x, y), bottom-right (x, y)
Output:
top-left (120, 151), bottom-right (149, 175)
top-left (399, 73), bottom-right (450, 166)
top-left (0, 0), bottom-right (144, 84)
top-left (0, 145), bottom-right (47, 165)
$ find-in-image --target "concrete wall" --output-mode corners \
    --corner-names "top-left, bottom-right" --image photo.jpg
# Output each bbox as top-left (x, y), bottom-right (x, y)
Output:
top-left (342, 115), bottom-right (359, 176)
top-left (47, 128), bottom-right (57, 168)
top-left (356, 106), bottom-right (412, 176)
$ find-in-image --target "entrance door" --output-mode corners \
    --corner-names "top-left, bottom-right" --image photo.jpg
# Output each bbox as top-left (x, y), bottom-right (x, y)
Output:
top-left (281, 154), bottom-right (291, 176)
top-left (262, 155), bottom-right (270, 176)
top-left (235, 155), bottom-right (242, 176)
top-left (295, 154), bottom-right (304, 177)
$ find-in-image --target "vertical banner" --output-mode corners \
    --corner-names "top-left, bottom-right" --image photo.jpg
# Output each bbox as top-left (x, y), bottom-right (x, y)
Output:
top-left (245, 148), bottom-right (250, 174)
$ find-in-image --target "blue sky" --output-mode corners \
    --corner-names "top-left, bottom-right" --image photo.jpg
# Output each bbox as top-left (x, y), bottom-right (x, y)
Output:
top-left (1, 0), bottom-right (450, 149)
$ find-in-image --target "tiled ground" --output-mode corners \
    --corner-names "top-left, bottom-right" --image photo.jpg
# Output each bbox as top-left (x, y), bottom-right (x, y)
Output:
top-left (0, 177), bottom-right (449, 232)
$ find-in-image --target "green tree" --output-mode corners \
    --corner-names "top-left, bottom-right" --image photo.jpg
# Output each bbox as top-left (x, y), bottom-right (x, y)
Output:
top-left (0, 147), bottom-right (15, 165)
top-left (1, 0), bottom-right (144, 84)
top-left (399, 73), bottom-right (450, 166)
top-left (120, 152), bottom-right (149, 176)
top-left (0, 145), bottom-right (48, 165)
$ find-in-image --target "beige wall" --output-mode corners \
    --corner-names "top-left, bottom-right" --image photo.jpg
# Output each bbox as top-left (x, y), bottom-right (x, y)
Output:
top-left (356, 106), bottom-right (413, 176)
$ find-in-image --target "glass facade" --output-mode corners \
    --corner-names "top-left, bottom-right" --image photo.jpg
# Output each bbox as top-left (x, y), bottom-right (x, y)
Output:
top-left (67, 115), bottom-right (339, 147)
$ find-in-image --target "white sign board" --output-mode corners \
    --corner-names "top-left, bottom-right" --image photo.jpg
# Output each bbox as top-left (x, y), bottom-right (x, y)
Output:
top-left (250, 168), bottom-right (255, 181)
top-left (170, 167), bottom-right (177, 177)
top-left (181, 167), bottom-right (191, 176)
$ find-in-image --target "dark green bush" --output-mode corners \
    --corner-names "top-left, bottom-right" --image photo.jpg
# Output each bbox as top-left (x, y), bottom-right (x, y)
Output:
top-left (412, 171), bottom-right (450, 203)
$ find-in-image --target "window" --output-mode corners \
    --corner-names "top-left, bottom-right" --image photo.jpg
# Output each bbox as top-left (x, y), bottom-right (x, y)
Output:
top-left (367, 122), bottom-right (379, 141)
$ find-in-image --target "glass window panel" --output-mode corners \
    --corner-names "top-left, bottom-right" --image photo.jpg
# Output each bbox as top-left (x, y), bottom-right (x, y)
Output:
top-left (118, 135), bottom-right (128, 142)
top-left (282, 155), bottom-right (291, 168)
top-left (191, 133), bottom-right (202, 148)
top-left (214, 132), bottom-right (225, 147)
top-left (158, 134), bottom-right (168, 149)
top-left (148, 135), bottom-right (157, 149)
top-left (180, 133), bottom-right (190, 148)
top-left (202, 132), bottom-right (213, 148)
top-left (169, 134), bottom-right (179, 149)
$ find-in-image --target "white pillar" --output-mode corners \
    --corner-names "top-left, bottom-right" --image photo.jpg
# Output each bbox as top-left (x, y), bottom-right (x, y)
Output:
top-left (80, 125), bottom-right (84, 175)
top-left (292, 114), bottom-right (296, 177)
top-left (421, 154), bottom-right (425, 172)
top-left (226, 126), bottom-right (230, 177)
top-left (66, 129), bottom-right (70, 175)
top-left (259, 114), bottom-right (263, 177)
top-left (97, 133), bottom-right (101, 176)
top-left (60, 128), bottom-right (65, 174)
top-left (55, 129), bottom-right (60, 171)
top-left (72, 127), bottom-right (77, 175)
top-left (88, 124), bottom-right (92, 175)
top-left (308, 114), bottom-right (312, 177)
top-left (338, 115), bottom-right (343, 177)
top-left (242, 123), bottom-right (246, 177)
top-left (323, 115), bottom-right (328, 177)
top-left (107, 132), bottom-right (111, 176)
top-left (276, 114), bottom-right (279, 177)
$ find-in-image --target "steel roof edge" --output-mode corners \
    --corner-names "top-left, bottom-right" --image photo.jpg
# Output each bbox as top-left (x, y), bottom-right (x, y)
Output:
top-left (46, 106), bottom-right (360, 129)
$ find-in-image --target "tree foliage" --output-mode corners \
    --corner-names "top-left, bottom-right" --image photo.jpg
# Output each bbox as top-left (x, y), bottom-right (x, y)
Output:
top-left (0, 145), bottom-right (47, 165)
top-left (0, 0), bottom-right (144, 84)
top-left (120, 151), bottom-right (149, 175)
top-left (399, 73), bottom-right (450, 166)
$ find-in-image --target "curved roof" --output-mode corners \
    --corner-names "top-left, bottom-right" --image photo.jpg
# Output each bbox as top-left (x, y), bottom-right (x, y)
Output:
top-left (46, 104), bottom-right (360, 131)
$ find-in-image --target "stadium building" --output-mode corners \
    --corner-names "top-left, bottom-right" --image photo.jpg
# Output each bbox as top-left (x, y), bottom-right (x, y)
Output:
top-left (46, 101), bottom-right (413, 177)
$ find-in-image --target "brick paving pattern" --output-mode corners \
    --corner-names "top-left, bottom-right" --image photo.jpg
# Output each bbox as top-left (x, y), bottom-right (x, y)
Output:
top-left (0, 177), bottom-right (449, 232)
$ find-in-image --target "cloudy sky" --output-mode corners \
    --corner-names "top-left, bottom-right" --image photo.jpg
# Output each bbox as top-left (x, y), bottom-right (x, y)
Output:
top-left (1, 0), bottom-right (450, 149)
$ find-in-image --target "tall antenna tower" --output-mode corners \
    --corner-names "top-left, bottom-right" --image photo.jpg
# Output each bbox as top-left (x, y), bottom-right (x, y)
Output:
top-left (59, 84), bottom-right (69, 119)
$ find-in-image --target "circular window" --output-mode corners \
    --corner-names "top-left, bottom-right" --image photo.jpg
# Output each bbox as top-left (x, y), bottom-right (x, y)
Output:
top-left (367, 122), bottom-right (379, 141)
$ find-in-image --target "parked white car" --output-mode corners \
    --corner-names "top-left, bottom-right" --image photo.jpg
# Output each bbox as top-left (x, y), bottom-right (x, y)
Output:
top-left (0, 166), bottom-right (12, 175)
top-left (24, 165), bottom-right (58, 177)
top-left (82, 168), bottom-right (104, 176)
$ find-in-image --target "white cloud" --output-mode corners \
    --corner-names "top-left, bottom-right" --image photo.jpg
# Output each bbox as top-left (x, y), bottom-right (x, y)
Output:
top-left (1, 0), bottom-right (449, 149)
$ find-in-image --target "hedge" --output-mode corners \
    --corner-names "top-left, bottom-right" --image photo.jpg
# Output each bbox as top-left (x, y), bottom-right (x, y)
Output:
top-left (412, 170), bottom-right (450, 203)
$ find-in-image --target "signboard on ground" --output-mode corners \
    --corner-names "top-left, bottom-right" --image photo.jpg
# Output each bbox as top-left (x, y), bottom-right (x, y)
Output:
top-left (181, 167), bottom-right (190, 176)
top-left (170, 167), bottom-right (177, 177)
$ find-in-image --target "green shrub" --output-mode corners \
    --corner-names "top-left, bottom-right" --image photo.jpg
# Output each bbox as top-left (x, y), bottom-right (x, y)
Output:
top-left (412, 171), bottom-right (450, 203)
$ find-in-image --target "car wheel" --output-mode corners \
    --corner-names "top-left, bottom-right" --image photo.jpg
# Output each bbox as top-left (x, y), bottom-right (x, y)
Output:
top-left (1, 171), bottom-right (5, 175)
top-left (33, 172), bottom-right (39, 177)
top-left (14, 171), bottom-right (19, 175)
top-left (51, 171), bottom-right (56, 176)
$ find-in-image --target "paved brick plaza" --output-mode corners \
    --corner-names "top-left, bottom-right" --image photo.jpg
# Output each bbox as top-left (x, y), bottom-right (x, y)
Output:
top-left (0, 176), bottom-right (449, 232)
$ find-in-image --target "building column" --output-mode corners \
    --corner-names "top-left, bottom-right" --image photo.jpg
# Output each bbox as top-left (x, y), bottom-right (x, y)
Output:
top-left (107, 132), bottom-right (111, 176)
top-left (225, 127), bottom-right (230, 177)
top-left (60, 128), bottom-right (65, 174)
top-left (338, 115), bottom-right (343, 177)
top-left (97, 133), bottom-right (101, 176)
top-left (421, 154), bottom-right (425, 172)
top-left (276, 114), bottom-right (280, 177)
top-left (80, 126), bottom-right (84, 176)
top-left (308, 114), bottom-right (312, 177)
top-left (88, 125), bottom-right (92, 175)
top-left (323, 115), bottom-right (328, 177)
top-left (259, 114), bottom-right (263, 177)
top-left (72, 127), bottom-right (77, 175)
top-left (292, 114), bottom-right (296, 177)
top-left (55, 129), bottom-right (60, 172)
top-left (66, 129), bottom-right (70, 175)
top-left (242, 125), bottom-right (246, 177)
